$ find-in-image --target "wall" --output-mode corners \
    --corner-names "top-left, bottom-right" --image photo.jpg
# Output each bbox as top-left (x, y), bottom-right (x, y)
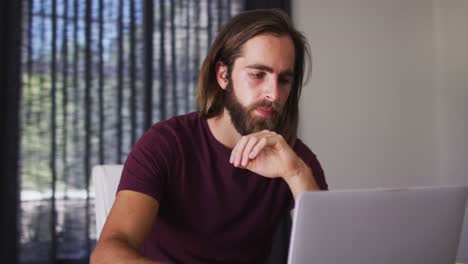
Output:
top-left (434, 0), bottom-right (468, 187)
top-left (293, 0), bottom-right (439, 189)
top-left (433, 1), bottom-right (468, 261)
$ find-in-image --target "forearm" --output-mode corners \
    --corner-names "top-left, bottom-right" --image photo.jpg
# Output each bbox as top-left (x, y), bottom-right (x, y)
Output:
top-left (283, 159), bottom-right (320, 200)
top-left (90, 237), bottom-right (166, 264)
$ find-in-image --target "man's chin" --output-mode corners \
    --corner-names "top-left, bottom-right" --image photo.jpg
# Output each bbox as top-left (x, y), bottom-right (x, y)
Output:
top-left (249, 114), bottom-right (278, 130)
top-left (246, 121), bottom-right (275, 133)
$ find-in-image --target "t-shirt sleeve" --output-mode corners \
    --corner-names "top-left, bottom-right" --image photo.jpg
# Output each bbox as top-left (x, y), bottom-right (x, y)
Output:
top-left (289, 140), bottom-right (329, 210)
top-left (304, 152), bottom-right (328, 191)
top-left (117, 124), bottom-right (176, 202)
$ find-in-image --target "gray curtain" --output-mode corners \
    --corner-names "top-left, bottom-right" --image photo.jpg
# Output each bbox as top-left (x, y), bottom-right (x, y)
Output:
top-left (19, 0), bottom-right (243, 262)
top-left (245, 0), bottom-right (290, 15)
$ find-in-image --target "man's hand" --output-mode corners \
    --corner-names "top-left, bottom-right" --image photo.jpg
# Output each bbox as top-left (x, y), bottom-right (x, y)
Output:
top-left (229, 130), bottom-right (301, 180)
top-left (230, 130), bottom-right (296, 178)
top-left (229, 130), bottom-right (320, 199)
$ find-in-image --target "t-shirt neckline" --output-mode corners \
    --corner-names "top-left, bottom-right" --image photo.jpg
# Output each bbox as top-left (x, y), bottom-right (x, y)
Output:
top-left (201, 115), bottom-right (233, 155)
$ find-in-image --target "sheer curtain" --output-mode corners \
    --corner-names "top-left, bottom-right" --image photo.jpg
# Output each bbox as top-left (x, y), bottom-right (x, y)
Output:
top-left (19, 0), bottom-right (243, 262)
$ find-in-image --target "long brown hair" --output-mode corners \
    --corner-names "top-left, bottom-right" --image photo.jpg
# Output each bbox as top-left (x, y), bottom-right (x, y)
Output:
top-left (196, 9), bottom-right (311, 145)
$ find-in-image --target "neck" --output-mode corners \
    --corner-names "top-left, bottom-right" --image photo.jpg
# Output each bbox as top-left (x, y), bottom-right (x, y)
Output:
top-left (207, 109), bottom-right (242, 149)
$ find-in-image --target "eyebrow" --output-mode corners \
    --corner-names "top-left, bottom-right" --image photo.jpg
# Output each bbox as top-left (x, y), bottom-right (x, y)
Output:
top-left (246, 64), bottom-right (295, 77)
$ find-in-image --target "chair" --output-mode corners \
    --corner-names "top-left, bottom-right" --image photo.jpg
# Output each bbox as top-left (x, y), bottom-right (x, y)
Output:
top-left (92, 164), bottom-right (124, 239)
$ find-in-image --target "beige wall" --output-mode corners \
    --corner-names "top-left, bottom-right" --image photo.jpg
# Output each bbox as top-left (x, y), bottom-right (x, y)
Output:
top-left (434, 0), bottom-right (468, 186)
top-left (433, 3), bottom-right (468, 259)
top-left (293, 0), bottom-right (455, 189)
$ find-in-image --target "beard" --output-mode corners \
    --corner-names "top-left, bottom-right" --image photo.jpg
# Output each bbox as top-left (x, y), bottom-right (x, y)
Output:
top-left (224, 80), bottom-right (282, 135)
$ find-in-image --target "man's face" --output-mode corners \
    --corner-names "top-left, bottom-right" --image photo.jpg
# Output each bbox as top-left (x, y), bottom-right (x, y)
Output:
top-left (224, 79), bottom-right (281, 135)
top-left (222, 34), bottom-right (296, 135)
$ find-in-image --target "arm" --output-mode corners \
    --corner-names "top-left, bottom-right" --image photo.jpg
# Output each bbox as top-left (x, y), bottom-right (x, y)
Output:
top-left (282, 158), bottom-right (319, 200)
top-left (90, 190), bottom-right (166, 264)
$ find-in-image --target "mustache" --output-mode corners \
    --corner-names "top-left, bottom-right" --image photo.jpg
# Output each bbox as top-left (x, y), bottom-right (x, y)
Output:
top-left (248, 100), bottom-right (281, 113)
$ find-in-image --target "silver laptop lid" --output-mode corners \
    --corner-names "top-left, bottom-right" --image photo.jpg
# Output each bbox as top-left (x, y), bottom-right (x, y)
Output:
top-left (287, 186), bottom-right (468, 264)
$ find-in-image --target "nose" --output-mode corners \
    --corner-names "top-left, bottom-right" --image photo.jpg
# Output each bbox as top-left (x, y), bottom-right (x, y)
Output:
top-left (264, 77), bottom-right (279, 102)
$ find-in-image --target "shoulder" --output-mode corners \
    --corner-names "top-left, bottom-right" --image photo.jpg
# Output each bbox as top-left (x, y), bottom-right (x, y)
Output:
top-left (146, 112), bottom-right (202, 142)
top-left (129, 112), bottom-right (201, 158)
top-left (151, 112), bottom-right (201, 135)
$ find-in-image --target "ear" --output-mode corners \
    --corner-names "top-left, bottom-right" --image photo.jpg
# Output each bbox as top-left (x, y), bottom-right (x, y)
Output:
top-left (215, 61), bottom-right (229, 90)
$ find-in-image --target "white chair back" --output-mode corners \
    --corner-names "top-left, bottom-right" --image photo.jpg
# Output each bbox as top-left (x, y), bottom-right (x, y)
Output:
top-left (92, 164), bottom-right (124, 239)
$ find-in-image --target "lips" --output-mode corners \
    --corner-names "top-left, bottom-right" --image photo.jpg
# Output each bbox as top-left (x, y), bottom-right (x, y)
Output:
top-left (255, 107), bottom-right (273, 117)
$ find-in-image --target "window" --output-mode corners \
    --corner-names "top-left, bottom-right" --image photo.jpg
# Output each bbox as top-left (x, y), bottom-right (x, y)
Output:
top-left (20, 0), bottom-right (243, 262)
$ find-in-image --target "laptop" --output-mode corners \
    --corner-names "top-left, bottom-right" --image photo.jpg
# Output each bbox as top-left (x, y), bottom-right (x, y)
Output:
top-left (287, 186), bottom-right (468, 264)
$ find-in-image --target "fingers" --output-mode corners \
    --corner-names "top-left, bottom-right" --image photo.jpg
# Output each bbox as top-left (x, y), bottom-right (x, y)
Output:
top-left (230, 135), bottom-right (248, 167)
top-left (230, 130), bottom-right (276, 168)
top-left (241, 136), bottom-right (259, 167)
top-left (249, 137), bottom-right (269, 160)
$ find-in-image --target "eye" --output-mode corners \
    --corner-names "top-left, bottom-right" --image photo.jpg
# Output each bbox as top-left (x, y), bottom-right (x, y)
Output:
top-left (250, 72), bottom-right (265, 80)
top-left (279, 77), bottom-right (293, 85)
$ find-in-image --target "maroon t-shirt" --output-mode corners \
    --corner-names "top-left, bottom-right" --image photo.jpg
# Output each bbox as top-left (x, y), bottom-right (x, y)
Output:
top-left (117, 112), bottom-right (328, 263)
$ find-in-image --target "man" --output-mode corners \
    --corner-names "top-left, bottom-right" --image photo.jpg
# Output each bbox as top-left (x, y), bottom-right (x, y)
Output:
top-left (91, 9), bottom-right (328, 264)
